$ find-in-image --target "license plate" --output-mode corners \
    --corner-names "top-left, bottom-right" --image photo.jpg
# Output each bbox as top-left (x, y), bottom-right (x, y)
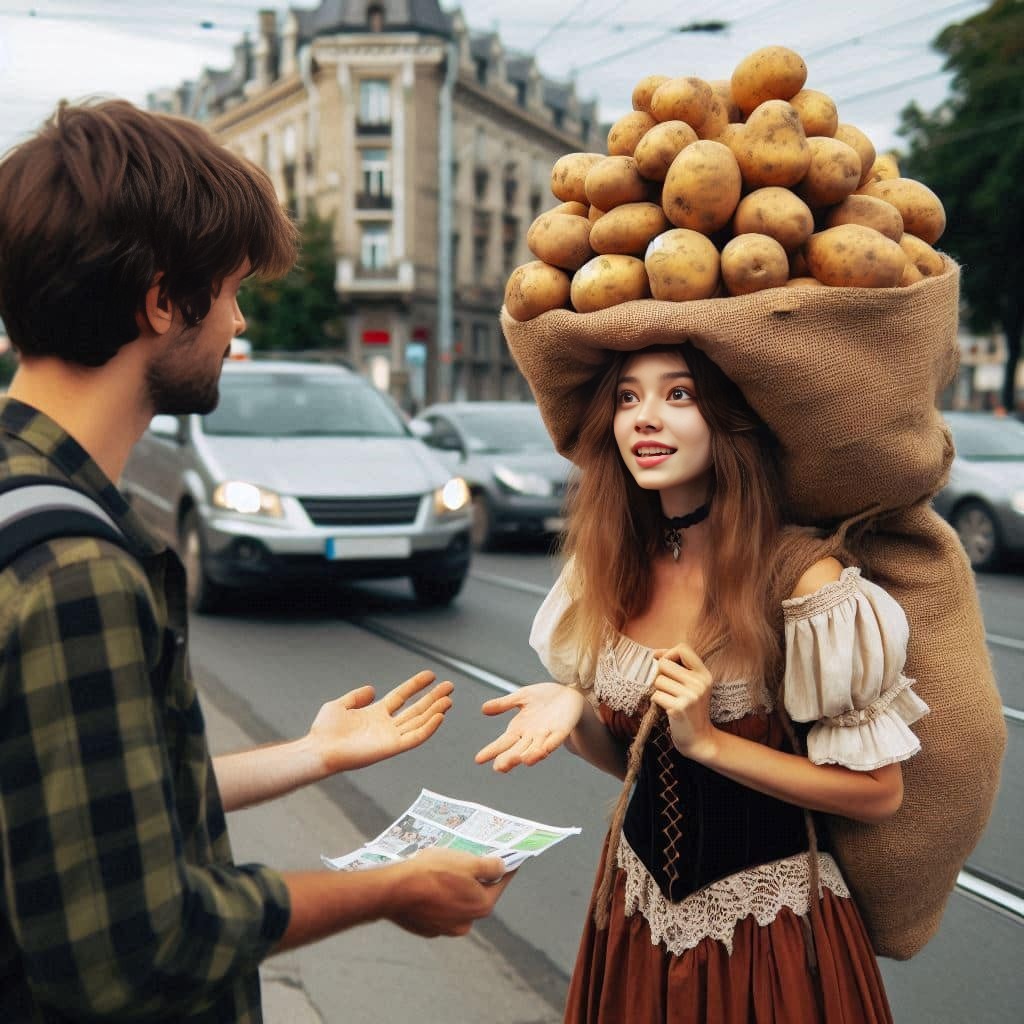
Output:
top-left (325, 536), bottom-right (412, 560)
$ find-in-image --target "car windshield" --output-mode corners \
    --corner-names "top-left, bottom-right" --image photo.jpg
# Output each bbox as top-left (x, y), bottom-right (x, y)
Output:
top-left (947, 415), bottom-right (1024, 461)
top-left (203, 372), bottom-right (409, 438)
top-left (451, 406), bottom-right (551, 453)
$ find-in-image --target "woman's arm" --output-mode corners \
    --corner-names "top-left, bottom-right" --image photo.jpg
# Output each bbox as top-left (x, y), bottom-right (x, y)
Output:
top-left (565, 700), bottom-right (628, 780)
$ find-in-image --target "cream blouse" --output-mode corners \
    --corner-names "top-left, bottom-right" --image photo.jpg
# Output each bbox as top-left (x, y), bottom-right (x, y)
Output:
top-left (528, 562), bottom-right (929, 954)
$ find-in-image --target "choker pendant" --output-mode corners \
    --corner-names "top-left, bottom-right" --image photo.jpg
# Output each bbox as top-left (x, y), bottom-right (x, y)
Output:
top-left (662, 503), bottom-right (710, 561)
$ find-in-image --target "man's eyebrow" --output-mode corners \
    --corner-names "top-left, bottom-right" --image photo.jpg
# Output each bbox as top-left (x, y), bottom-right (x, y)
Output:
top-left (617, 371), bottom-right (694, 384)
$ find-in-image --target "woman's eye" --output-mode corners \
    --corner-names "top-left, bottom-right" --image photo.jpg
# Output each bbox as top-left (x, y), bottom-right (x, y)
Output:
top-left (618, 390), bottom-right (637, 404)
top-left (669, 387), bottom-right (691, 400)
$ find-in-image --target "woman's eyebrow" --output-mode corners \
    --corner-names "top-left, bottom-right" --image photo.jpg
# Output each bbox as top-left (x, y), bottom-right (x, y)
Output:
top-left (617, 371), bottom-right (694, 385)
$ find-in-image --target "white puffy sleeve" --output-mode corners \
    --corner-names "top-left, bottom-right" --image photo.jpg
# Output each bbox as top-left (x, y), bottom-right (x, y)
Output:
top-left (528, 560), bottom-right (579, 686)
top-left (782, 566), bottom-right (929, 771)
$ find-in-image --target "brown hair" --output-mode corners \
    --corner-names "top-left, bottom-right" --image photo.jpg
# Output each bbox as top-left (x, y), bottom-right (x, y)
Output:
top-left (0, 99), bottom-right (297, 366)
top-left (558, 341), bottom-right (785, 688)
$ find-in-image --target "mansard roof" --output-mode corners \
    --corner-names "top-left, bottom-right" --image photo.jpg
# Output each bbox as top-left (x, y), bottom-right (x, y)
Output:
top-left (292, 0), bottom-right (452, 40)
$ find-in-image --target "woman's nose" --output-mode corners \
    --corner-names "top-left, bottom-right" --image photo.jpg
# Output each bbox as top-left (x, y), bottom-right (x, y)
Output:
top-left (635, 398), bottom-right (660, 430)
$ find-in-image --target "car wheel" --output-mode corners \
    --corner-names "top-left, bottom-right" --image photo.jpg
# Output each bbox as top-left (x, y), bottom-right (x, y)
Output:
top-left (952, 499), bottom-right (1002, 572)
top-left (470, 492), bottom-right (496, 551)
top-left (411, 571), bottom-right (467, 607)
top-left (180, 508), bottom-right (228, 614)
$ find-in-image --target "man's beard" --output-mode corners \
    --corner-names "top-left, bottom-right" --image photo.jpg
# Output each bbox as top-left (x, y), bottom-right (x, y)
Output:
top-left (145, 339), bottom-right (224, 415)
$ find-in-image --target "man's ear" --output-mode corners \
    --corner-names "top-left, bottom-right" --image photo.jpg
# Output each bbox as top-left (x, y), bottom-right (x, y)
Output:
top-left (139, 276), bottom-right (174, 336)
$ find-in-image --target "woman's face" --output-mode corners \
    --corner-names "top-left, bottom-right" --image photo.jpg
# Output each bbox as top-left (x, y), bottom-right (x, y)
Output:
top-left (612, 349), bottom-right (713, 512)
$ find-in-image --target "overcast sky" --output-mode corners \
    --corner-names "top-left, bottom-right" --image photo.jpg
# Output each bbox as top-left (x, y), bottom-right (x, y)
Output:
top-left (0, 0), bottom-right (989, 159)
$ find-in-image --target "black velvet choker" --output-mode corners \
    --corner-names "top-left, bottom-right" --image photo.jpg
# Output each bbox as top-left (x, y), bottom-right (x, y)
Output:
top-left (662, 503), bottom-right (710, 561)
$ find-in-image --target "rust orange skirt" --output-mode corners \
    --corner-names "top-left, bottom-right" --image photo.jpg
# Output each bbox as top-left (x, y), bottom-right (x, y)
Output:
top-left (565, 864), bottom-right (893, 1024)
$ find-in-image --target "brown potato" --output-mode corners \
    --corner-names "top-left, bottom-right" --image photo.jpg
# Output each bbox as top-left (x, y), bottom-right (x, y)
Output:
top-left (633, 120), bottom-right (698, 181)
top-left (708, 79), bottom-right (744, 123)
top-left (899, 233), bottom-right (945, 277)
top-left (788, 89), bottom-right (839, 138)
top-left (805, 224), bottom-right (907, 287)
top-left (730, 46), bottom-right (808, 116)
top-left (733, 187), bottom-right (815, 252)
top-left (734, 100), bottom-right (811, 188)
top-left (632, 75), bottom-right (670, 114)
top-left (571, 254), bottom-right (650, 312)
top-left (861, 177), bottom-right (946, 244)
top-left (721, 233), bottom-right (789, 295)
top-left (644, 229), bottom-right (720, 301)
top-left (825, 194), bottom-right (904, 241)
top-left (857, 153), bottom-right (900, 188)
top-left (649, 76), bottom-right (713, 128)
top-left (551, 152), bottom-right (605, 204)
top-left (697, 94), bottom-right (730, 140)
top-left (548, 201), bottom-right (590, 218)
top-left (588, 205), bottom-right (605, 223)
top-left (504, 261), bottom-right (572, 321)
top-left (784, 276), bottom-right (825, 288)
top-left (589, 202), bottom-right (669, 256)
top-left (899, 262), bottom-right (925, 287)
top-left (526, 212), bottom-right (594, 270)
top-left (716, 123), bottom-right (746, 162)
top-left (584, 155), bottom-right (650, 210)
top-left (796, 137), bottom-right (862, 207)
top-left (607, 111), bottom-right (658, 157)
top-left (834, 124), bottom-right (877, 186)
top-left (662, 140), bottom-right (742, 234)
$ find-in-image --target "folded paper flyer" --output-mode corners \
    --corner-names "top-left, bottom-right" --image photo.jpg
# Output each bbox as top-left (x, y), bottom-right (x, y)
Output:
top-left (322, 788), bottom-right (581, 873)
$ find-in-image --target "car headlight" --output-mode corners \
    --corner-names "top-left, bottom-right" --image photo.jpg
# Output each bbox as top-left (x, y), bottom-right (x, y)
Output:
top-left (434, 477), bottom-right (471, 515)
top-left (1011, 491), bottom-right (1024, 516)
top-left (493, 465), bottom-right (554, 497)
top-left (212, 481), bottom-right (284, 518)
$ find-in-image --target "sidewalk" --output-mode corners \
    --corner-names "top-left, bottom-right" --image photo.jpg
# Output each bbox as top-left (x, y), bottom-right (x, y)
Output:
top-left (199, 684), bottom-right (561, 1024)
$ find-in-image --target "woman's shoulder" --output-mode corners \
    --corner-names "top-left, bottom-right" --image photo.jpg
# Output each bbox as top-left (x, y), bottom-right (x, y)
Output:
top-left (789, 556), bottom-right (845, 600)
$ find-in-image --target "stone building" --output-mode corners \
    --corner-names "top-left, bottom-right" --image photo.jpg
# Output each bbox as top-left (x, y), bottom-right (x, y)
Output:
top-left (150, 1), bottom-right (600, 408)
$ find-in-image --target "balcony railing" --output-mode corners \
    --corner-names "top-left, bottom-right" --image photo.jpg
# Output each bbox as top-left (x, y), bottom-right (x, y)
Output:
top-left (356, 120), bottom-right (391, 136)
top-left (354, 263), bottom-right (400, 280)
top-left (356, 192), bottom-right (393, 210)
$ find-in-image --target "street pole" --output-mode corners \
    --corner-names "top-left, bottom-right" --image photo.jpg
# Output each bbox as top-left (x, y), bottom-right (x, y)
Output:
top-left (436, 39), bottom-right (457, 402)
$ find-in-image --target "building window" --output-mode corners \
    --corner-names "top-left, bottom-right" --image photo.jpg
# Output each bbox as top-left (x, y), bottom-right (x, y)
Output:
top-left (359, 79), bottom-right (391, 127)
top-left (515, 81), bottom-right (527, 107)
top-left (474, 168), bottom-right (489, 202)
top-left (451, 232), bottom-right (460, 277)
top-left (502, 216), bottom-right (518, 274)
top-left (361, 223), bottom-right (391, 269)
top-left (552, 108), bottom-right (564, 129)
top-left (367, 3), bottom-right (384, 31)
top-left (475, 58), bottom-right (487, 85)
top-left (472, 323), bottom-right (490, 359)
top-left (361, 148), bottom-right (390, 196)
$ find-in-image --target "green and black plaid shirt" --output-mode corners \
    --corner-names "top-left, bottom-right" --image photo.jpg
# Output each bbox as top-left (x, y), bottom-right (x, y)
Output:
top-left (0, 398), bottom-right (290, 1022)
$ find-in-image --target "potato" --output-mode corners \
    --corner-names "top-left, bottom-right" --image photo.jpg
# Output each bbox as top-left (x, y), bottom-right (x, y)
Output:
top-left (551, 152), bottom-right (604, 204)
top-left (589, 202), bottom-right (669, 256)
top-left (721, 233), bottom-right (789, 295)
top-left (526, 212), bottom-right (594, 270)
top-left (504, 261), bottom-right (572, 320)
top-left (607, 111), bottom-right (658, 157)
top-left (788, 89), bottom-right (839, 138)
top-left (784, 276), bottom-right (825, 288)
top-left (899, 262), bottom-right (925, 287)
top-left (632, 75), bottom-right (670, 114)
top-left (796, 137), bottom-right (862, 207)
top-left (733, 187), bottom-right (814, 252)
top-left (834, 124), bottom-right (876, 186)
top-left (734, 100), bottom-right (811, 188)
top-left (633, 120), bottom-right (698, 181)
top-left (825, 194), bottom-right (903, 241)
top-left (588, 204), bottom-right (605, 223)
top-left (861, 177), bottom-right (946, 244)
top-left (584, 155), bottom-right (650, 210)
top-left (716, 123), bottom-right (746, 161)
top-left (696, 94), bottom-right (730, 140)
top-left (899, 233), bottom-right (945, 277)
top-left (805, 224), bottom-right (907, 288)
top-left (858, 153), bottom-right (900, 188)
top-left (549, 201), bottom-right (590, 218)
top-left (708, 79), bottom-right (743, 123)
top-left (571, 254), bottom-right (650, 312)
top-left (662, 140), bottom-right (742, 234)
top-left (644, 229), bottom-right (720, 301)
top-left (731, 46), bottom-right (808, 116)
top-left (649, 76), bottom-right (713, 128)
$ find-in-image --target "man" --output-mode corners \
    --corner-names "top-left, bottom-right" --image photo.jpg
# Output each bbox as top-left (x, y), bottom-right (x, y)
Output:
top-left (0, 100), bottom-right (510, 1022)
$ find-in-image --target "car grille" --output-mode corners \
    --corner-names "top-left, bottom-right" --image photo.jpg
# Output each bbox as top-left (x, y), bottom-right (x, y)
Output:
top-left (299, 495), bottom-right (422, 526)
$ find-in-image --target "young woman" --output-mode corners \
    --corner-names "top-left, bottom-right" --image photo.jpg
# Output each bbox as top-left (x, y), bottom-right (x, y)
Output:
top-left (476, 342), bottom-right (928, 1022)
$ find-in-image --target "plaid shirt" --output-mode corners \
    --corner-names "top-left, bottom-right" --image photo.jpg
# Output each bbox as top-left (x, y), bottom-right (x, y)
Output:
top-left (0, 398), bottom-right (290, 1023)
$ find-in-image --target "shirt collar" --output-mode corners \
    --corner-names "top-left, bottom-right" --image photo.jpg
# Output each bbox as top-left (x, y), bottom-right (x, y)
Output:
top-left (0, 397), bottom-right (167, 557)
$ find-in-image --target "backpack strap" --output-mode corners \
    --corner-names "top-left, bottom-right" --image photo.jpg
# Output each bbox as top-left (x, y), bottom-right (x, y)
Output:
top-left (0, 475), bottom-right (131, 573)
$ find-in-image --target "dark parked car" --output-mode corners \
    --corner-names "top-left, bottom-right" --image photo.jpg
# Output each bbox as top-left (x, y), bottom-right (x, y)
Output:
top-left (934, 411), bottom-right (1024, 571)
top-left (411, 401), bottom-right (572, 549)
top-left (121, 361), bottom-right (473, 612)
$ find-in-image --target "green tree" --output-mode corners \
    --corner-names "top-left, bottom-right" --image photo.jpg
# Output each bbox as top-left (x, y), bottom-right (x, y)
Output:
top-left (898, 0), bottom-right (1024, 411)
top-left (239, 209), bottom-right (342, 352)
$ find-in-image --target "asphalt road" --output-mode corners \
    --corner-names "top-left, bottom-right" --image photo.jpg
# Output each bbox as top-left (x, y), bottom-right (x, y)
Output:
top-left (192, 544), bottom-right (1023, 1023)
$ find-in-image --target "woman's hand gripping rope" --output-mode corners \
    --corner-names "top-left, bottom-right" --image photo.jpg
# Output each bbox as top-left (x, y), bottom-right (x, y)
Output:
top-left (650, 642), bottom-right (722, 762)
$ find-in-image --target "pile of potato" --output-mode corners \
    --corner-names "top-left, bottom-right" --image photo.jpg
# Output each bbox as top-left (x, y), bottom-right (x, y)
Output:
top-left (505, 45), bottom-right (947, 319)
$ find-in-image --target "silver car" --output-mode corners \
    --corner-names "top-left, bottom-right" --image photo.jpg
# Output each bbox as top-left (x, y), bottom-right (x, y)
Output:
top-left (122, 361), bottom-right (473, 612)
top-left (934, 411), bottom-right (1024, 571)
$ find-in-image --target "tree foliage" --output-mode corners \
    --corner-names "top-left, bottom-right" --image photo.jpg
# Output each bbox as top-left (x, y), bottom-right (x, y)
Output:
top-left (239, 209), bottom-right (343, 352)
top-left (898, 0), bottom-right (1024, 410)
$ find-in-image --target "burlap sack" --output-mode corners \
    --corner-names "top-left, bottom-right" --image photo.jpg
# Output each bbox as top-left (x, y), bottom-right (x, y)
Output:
top-left (500, 259), bottom-right (1007, 959)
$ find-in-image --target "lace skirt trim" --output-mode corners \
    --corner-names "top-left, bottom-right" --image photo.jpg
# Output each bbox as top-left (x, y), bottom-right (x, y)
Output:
top-left (616, 837), bottom-right (851, 956)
